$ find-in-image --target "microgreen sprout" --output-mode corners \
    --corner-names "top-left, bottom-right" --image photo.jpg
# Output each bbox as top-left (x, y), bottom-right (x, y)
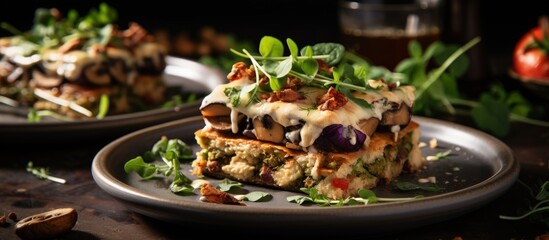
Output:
top-left (230, 36), bottom-right (391, 108)
top-left (500, 180), bottom-right (549, 228)
top-left (96, 94), bottom-right (109, 119)
top-left (426, 149), bottom-right (453, 161)
top-left (26, 161), bottom-right (66, 184)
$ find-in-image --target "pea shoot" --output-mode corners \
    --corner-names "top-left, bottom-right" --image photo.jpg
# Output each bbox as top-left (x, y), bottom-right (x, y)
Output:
top-left (500, 180), bottom-right (549, 228)
top-left (26, 161), bottom-right (66, 184)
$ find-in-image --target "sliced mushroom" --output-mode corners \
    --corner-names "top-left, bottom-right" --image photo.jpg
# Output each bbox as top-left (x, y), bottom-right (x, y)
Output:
top-left (57, 50), bottom-right (88, 81)
top-left (200, 103), bottom-right (231, 117)
top-left (204, 116), bottom-right (233, 131)
top-left (11, 54), bottom-right (41, 68)
top-left (134, 42), bottom-right (167, 75)
top-left (201, 103), bottom-right (234, 131)
top-left (15, 208), bottom-right (78, 240)
top-left (200, 103), bottom-right (247, 132)
top-left (106, 47), bottom-right (133, 84)
top-left (358, 117), bottom-right (380, 136)
top-left (32, 69), bottom-right (63, 88)
top-left (58, 51), bottom-right (111, 85)
top-left (41, 50), bottom-right (63, 75)
top-left (284, 123), bottom-right (303, 147)
top-left (253, 115), bottom-right (285, 143)
top-left (108, 58), bottom-right (129, 84)
top-left (82, 61), bottom-right (111, 86)
top-left (380, 103), bottom-right (411, 127)
top-left (242, 117), bottom-right (257, 139)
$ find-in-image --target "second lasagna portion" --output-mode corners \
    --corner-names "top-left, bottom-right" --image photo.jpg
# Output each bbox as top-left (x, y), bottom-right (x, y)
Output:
top-left (0, 4), bottom-right (167, 119)
top-left (191, 37), bottom-right (426, 199)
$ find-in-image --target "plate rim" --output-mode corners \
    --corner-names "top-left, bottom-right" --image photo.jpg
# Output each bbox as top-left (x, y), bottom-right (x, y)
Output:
top-left (91, 115), bottom-right (519, 231)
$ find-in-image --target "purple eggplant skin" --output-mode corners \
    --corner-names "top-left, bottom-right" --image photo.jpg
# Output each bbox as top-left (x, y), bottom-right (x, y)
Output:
top-left (313, 124), bottom-right (366, 153)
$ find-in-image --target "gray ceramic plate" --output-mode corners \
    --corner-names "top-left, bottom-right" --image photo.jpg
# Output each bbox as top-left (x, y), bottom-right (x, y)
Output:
top-left (92, 115), bottom-right (519, 235)
top-left (0, 56), bottom-right (225, 144)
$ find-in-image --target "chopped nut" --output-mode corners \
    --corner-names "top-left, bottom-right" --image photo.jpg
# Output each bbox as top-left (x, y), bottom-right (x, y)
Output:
top-left (429, 138), bottom-right (438, 149)
top-left (8, 212), bottom-right (17, 221)
top-left (418, 176), bottom-right (436, 183)
top-left (15, 208), bottom-right (78, 240)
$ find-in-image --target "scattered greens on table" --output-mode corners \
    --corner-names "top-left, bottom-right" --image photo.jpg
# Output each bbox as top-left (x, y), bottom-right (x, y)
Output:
top-left (500, 180), bottom-right (549, 228)
top-left (26, 161), bottom-right (66, 184)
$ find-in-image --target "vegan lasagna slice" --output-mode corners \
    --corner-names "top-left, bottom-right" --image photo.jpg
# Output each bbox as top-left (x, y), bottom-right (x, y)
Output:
top-left (0, 4), bottom-right (167, 119)
top-left (192, 37), bottom-right (425, 200)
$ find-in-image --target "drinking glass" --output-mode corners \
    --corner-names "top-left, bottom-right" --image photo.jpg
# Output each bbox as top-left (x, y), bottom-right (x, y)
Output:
top-left (338, 0), bottom-right (442, 70)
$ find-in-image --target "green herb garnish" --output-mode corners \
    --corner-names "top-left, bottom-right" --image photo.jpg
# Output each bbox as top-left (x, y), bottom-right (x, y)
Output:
top-left (287, 188), bottom-right (423, 206)
top-left (215, 178), bottom-right (271, 202)
top-left (123, 137), bottom-right (271, 202)
top-left (500, 180), bottom-right (549, 227)
top-left (96, 94), bottom-right (109, 119)
top-left (124, 136), bottom-right (195, 195)
top-left (26, 161), bottom-right (66, 184)
top-left (230, 36), bottom-right (404, 108)
top-left (217, 178), bottom-right (243, 192)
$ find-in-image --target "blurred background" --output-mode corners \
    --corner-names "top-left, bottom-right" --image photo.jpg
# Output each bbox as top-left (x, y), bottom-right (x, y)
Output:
top-left (0, 0), bottom-right (547, 90)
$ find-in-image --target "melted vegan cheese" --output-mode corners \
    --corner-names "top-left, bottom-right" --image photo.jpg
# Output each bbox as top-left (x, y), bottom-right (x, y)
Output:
top-left (200, 78), bottom-right (416, 150)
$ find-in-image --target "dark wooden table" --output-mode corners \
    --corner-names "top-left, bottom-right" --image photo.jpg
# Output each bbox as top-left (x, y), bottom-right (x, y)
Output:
top-left (1, 116), bottom-right (548, 240)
